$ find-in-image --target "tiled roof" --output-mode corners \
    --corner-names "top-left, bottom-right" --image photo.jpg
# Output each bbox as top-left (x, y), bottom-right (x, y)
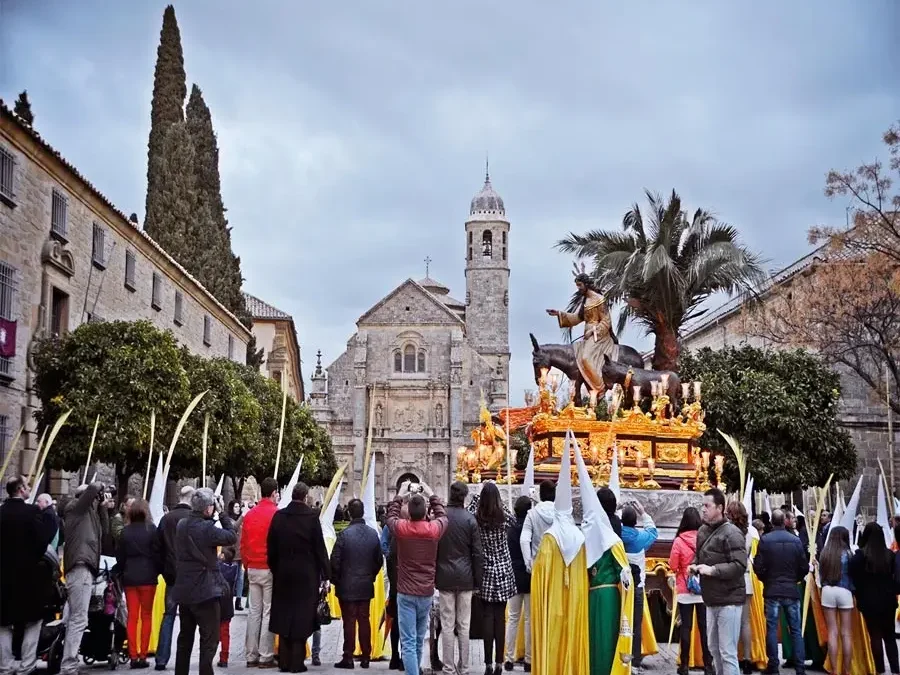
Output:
top-left (243, 292), bottom-right (292, 320)
top-left (0, 100), bottom-right (250, 336)
top-left (679, 241), bottom-right (831, 340)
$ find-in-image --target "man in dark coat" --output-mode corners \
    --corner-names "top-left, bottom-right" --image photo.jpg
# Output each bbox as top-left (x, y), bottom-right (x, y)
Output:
top-left (754, 509), bottom-right (809, 675)
top-left (434, 481), bottom-right (483, 673)
top-left (330, 498), bottom-right (383, 669)
top-left (172, 488), bottom-right (236, 675)
top-left (0, 476), bottom-right (57, 675)
top-left (267, 482), bottom-right (330, 674)
top-left (155, 486), bottom-right (195, 670)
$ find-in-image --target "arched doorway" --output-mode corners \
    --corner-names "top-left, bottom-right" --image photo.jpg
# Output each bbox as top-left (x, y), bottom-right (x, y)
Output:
top-left (396, 472), bottom-right (420, 490)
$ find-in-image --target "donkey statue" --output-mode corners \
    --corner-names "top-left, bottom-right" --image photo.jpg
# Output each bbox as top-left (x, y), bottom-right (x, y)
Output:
top-left (530, 332), bottom-right (645, 406)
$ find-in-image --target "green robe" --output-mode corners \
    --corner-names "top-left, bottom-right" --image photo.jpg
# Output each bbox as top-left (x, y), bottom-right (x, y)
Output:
top-left (589, 550), bottom-right (622, 675)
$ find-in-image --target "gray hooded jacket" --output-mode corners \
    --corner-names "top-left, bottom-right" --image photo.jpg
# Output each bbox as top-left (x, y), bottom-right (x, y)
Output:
top-left (519, 501), bottom-right (555, 572)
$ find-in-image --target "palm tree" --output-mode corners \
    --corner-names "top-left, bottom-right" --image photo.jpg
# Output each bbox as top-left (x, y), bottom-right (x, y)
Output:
top-left (557, 189), bottom-right (766, 371)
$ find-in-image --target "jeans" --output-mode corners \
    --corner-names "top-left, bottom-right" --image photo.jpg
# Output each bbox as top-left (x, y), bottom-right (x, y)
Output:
top-left (707, 605), bottom-right (742, 675)
top-left (438, 590), bottom-right (473, 674)
top-left (61, 564), bottom-right (93, 675)
top-left (311, 629), bottom-right (320, 658)
top-left (175, 599), bottom-right (220, 675)
top-left (0, 621), bottom-right (41, 675)
top-left (632, 584), bottom-right (645, 666)
top-left (234, 564), bottom-right (245, 601)
top-left (125, 585), bottom-right (156, 660)
top-left (765, 598), bottom-right (804, 674)
top-left (339, 600), bottom-right (371, 660)
top-left (156, 584), bottom-right (177, 668)
top-left (504, 593), bottom-right (530, 665)
top-left (398, 593), bottom-right (432, 675)
top-left (246, 568), bottom-right (274, 664)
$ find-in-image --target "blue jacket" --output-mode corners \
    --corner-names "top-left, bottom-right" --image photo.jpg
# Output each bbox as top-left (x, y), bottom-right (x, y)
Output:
top-left (621, 519), bottom-right (658, 554)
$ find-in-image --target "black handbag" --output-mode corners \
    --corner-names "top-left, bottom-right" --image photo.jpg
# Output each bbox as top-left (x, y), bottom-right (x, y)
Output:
top-left (316, 583), bottom-right (332, 626)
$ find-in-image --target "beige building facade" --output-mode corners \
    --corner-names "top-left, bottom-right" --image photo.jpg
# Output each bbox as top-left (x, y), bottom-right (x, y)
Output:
top-left (243, 292), bottom-right (304, 401)
top-left (679, 248), bottom-right (897, 510)
top-left (0, 102), bottom-right (251, 481)
top-left (309, 172), bottom-right (510, 500)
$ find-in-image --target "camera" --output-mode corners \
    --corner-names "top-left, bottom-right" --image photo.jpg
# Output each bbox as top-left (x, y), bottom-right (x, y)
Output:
top-left (408, 483), bottom-right (424, 494)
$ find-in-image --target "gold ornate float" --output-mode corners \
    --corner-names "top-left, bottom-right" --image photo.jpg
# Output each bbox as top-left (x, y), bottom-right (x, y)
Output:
top-left (457, 370), bottom-right (722, 492)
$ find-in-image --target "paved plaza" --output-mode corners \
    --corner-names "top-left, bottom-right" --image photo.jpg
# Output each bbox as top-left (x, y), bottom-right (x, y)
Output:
top-left (168, 609), bottom-right (674, 674)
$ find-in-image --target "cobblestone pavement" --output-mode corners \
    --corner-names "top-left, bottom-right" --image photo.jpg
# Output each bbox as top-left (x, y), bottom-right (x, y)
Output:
top-left (165, 609), bottom-right (676, 675)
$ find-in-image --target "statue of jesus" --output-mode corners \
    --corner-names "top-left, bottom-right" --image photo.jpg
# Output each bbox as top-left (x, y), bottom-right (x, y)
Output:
top-left (546, 272), bottom-right (617, 394)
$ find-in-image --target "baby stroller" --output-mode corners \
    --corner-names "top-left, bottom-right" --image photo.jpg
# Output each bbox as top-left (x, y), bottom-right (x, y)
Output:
top-left (79, 556), bottom-right (128, 669)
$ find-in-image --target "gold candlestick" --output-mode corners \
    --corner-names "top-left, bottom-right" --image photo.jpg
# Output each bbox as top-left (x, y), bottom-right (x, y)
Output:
top-left (645, 457), bottom-right (660, 489)
top-left (682, 382), bottom-right (691, 401)
top-left (714, 454), bottom-right (725, 489)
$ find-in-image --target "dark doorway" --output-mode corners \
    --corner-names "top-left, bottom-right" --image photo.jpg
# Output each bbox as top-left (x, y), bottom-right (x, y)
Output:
top-left (396, 472), bottom-right (420, 490)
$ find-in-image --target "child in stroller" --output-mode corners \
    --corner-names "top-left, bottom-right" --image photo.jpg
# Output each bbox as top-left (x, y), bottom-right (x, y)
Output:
top-left (77, 556), bottom-right (129, 670)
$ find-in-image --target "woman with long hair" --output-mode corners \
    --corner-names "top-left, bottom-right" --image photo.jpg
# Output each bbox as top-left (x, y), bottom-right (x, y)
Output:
top-left (469, 482), bottom-right (516, 675)
top-left (226, 500), bottom-right (245, 611)
top-left (116, 499), bottom-right (161, 669)
top-left (817, 525), bottom-right (853, 675)
top-left (668, 507), bottom-right (712, 675)
top-left (849, 522), bottom-right (898, 675)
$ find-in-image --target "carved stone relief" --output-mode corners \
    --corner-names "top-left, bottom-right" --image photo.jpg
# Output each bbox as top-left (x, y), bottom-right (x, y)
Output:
top-left (433, 403), bottom-right (443, 428)
top-left (392, 403), bottom-right (426, 432)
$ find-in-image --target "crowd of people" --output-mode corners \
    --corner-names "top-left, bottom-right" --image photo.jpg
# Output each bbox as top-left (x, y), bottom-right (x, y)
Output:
top-left (3, 470), bottom-right (900, 675)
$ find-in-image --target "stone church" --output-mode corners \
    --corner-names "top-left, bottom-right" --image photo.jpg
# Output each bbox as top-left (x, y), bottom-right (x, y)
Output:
top-left (309, 171), bottom-right (510, 501)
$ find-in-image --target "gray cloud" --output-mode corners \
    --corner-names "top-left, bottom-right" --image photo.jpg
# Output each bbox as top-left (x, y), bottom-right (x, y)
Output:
top-left (2, 0), bottom-right (898, 402)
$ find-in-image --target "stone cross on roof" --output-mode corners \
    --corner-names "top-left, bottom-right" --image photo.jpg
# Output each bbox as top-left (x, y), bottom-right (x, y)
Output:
top-left (424, 256), bottom-right (432, 278)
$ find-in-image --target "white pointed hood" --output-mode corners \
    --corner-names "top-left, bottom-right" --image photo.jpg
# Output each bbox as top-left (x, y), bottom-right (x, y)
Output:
top-left (545, 430), bottom-right (585, 567)
top-left (826, 496), bottom-right (844, 545)
top-left (149, 454), bottom-right (168, 525)
top-left (877, 475), bottom-right (893, 547)
top-left (278, 457), bottom-right (304, 510)
top-left (743, 475), bottom-right (759, 540)
top-left (362, 461), bottom-right (379, 534)
top-left (609, 445), bottom-right (621, 502)
top-left (320, 478), bottom-right (344, 542)
top-left (839, 476), bottom-right (864, 533)
top-left (521, 444), bottom-right (536, 498)
top-left (574, 434), bottom-right (620, 565)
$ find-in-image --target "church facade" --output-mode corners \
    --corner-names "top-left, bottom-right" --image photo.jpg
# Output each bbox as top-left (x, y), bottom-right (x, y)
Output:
top-left (309, 172), bottom-right (510, 501)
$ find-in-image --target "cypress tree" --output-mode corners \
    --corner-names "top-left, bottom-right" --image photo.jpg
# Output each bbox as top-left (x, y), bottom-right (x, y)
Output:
top-left (145, 5), bottom-right (186, 240)
top-left (13, 91), bottom-right (34, 125)
top-left (152, 122), bottom-right (208, 268)
top-left (186, 84), bottom-right (251, 342)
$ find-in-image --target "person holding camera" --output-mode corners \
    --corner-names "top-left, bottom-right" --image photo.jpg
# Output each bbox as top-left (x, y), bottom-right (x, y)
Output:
top-left (60, 481), bottom-right (114, 675)
top-left (620, 500), bottom-right (658, 673)
top-left (172, 488), bottom-right (237, 675)
top-left (387, 480), bottom-right (448, 675)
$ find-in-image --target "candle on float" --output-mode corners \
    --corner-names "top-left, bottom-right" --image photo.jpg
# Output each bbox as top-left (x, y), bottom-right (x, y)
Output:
top-left (590, 444), bottom-right (599, 464)
top-left (650, 381), bottom-right (658, 397)
top-left (714, 455), bottom-right (725, 473)
top-left (636, 448), bottom-right (644, 468)
top-left (694, 381), bottom-right (702, 399)
top-left (589, 390), bottom-right (598, 408)
top-left (660, 373), bottom-right (670, 392)
top-left (618, 446), bottom-right (626, 465)
top-left (701, 450), bottom-right (710, 470)
top-left (633, 385), bottom-right (642, 403)
top-left (647, 457), bottom-right (655, 473)
top-left (682, 382), bottom-right (691, 400)
top-left (694, 455), bottom-right (702, 469)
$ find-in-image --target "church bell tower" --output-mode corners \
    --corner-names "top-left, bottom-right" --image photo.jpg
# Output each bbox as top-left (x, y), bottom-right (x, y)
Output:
top-left (464, 163), bottom-right (510, 407)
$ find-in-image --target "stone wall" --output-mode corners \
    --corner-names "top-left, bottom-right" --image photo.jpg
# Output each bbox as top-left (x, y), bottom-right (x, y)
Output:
top-left (0, 106), bottom-right (250, 487)
top-left (681, 309), bottom-right (898, 510)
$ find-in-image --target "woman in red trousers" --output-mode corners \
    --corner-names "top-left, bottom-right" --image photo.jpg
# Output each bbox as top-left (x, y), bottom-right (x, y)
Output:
top-left (116, 499), bottom-right (162, 669)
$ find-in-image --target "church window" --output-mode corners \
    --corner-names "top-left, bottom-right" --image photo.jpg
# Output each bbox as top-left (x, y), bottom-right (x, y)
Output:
top-left (502, 232), bottom-right (506, 245)
top-left (394, 350), bottom-right (402, 372)
top-left (482, 231), bottom-right (493, 258)
top-left (403, 345), bottom-right (416, 372)
top-left (468, 247), bottom-right (473, 261)
top-left (417, 350), bottom-right (426, 372)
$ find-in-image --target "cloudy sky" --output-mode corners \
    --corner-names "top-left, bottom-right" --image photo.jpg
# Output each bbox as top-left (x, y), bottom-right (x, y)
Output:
top-left (2, 1), bottom-right (897, 403)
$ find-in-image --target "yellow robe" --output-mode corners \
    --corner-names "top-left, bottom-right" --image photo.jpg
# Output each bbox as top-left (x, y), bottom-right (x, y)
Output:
top-left (531, 537), bottom-right (590, 675)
